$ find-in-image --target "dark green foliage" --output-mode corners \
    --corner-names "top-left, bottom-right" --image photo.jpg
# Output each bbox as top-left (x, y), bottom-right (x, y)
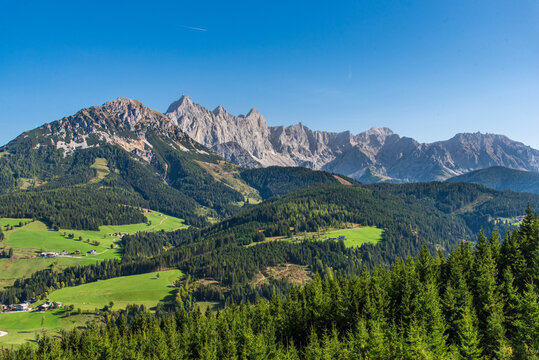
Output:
top-left (0, 248), bottom-right (13, 258)
top-left (240, 166), bottom-right (357, 199)
top-left (0, 186), bottom-right (146, 230)
top-left (146, 134), bottom-right (244, 217)
top-left (2, 214), bottom-right (538, 359)
top-left (364, 181), bottom-right (539, 234)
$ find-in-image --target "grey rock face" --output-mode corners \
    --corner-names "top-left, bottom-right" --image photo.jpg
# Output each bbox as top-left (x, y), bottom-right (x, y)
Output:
top-left (20, 98), bottom-right (199, 161)
top-left (166, 95), bottom-right (539, 182)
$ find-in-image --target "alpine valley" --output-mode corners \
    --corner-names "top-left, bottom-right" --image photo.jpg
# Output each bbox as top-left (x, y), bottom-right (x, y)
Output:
top-left (0, 96), bottom-right (538, 359)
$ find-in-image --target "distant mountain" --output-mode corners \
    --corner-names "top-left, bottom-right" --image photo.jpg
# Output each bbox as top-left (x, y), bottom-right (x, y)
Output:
top-left (166, 95), bottom-right (539, 182)
top-left (446, 166), bottom-right (539, 194)
top-left (0, 98), bottom-right (348, 227)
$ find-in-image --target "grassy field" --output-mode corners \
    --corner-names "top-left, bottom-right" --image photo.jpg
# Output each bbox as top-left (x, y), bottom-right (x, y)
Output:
top-left (47, 270), bottom-right (182, 311)
top-left (0, 270), bottom-right (181, 346)
top-left (1, 218), bottom-right (32, 230)
top-left (320, 227), bottom-right (384, 248)
top-left (0, 257), bottom-right (101, 289)
top-left (0, 211), bottom-right (186, 289)
top-left (2, 210), bottom-right (186, 258)
top-left (89, 157), bottom-right (110, 183)
top-left (248, 226), bottom-right (384, 249)
top-left (0, 310), bottom-right (95, 346)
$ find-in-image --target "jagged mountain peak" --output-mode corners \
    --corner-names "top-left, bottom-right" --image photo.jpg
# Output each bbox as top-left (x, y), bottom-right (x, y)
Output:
top-left (166, 95), bottom-right (539, 182)
top-left (245, 108), bottom-right (261, 118)
top-left (364, 126), bottom-right (394, 137)
top-left (165, 94), bottom-right (196, 114)
top-left (213, 105), bottom-right (228, 116)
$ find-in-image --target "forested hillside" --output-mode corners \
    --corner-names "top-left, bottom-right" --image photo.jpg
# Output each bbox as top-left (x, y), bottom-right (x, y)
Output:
top-left (239, 166), bottom-right (357, 198)
top-left (446, 166), bottom-right (539, 194)
top-left (0, 139), bottom-right (351, 229)
top-left (3, 209), bottom-right (537, 359)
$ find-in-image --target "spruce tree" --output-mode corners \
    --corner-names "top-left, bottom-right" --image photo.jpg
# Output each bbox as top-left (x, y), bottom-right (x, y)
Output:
top-left (513, 283), bottom-right (539, 359)
top-left (456, 306), bottom-right (483, 360)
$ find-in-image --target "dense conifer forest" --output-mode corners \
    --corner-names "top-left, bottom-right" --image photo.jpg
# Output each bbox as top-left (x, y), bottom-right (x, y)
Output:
top-left (1, 209), bottom-right (537, 359)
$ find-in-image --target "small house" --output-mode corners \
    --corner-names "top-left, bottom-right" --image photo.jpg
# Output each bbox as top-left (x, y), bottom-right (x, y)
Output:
top-left (16, 303), bottom-right (29, 311)
top-left (38, 302), bottom-right (51, 311)
top-left (89, 249), bottom-right (97, 255)
top-left (111, 232), bottom-right (129, 237)
top-left (74, 250), bottom-right (80, 255)
top-left (40, 252), bottom-right (58, 258)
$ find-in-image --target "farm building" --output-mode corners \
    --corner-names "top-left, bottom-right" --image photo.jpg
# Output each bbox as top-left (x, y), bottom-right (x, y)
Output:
top-left (111, 232), bottom-right (129, 237)
top-left (40, 252), bottom-right (58, 258)
top-left (16, 303), bottom-right (29, 311)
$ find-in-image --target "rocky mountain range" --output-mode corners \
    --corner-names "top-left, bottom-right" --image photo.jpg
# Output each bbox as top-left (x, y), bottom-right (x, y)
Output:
top-left (166, 95), bottom-right (539, 182)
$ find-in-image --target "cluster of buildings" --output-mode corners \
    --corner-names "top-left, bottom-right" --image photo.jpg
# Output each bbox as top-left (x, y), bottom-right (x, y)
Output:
top-left (37, 300), bottom-right (62, 311)
top-left (40, 250), bottom-right (74, 258)
top-left (110, 232), bottom-right (129, 237)
top-left (1, 302), bottom-right (30, 312)
top-left (327, 235), bottom-right (347, 241)
top-left (39, 249), bottom-right (95, 258)
top-left (1, 299), bottom-right (63, 313)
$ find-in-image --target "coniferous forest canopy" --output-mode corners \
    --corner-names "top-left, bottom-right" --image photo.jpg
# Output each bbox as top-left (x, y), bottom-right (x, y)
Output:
top-left (1, 210), bottom-right (537, 359)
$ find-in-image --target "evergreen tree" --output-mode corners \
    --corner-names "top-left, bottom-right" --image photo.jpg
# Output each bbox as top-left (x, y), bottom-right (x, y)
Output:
top-left (513, 283), bottom-right (539, 358)
top-left (456, 306), bottom-right (483, 360)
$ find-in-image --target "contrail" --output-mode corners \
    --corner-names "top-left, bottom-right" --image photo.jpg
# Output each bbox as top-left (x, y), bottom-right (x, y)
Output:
top-left (181, 25), bottom-right (208, 32)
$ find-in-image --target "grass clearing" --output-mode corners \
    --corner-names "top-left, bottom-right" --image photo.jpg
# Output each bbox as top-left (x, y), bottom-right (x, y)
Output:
top-left (0, 257), bottom-right (100, 289)
top-left (249, 226), bottom-right (383, 249)
top-left (0, 211), bottom-right (186, 287)
top-left (195, 160), bottom-right (262, 204)
top-left (0, 270), bottom-right (182, 346)
top-left (321, 227), bottom-right (384, 248)
top-left (0, 310), bottom-right (96, 346)
top-left (1, 218), bottom-right (32, 230)
top-left (2, 210), bottom-right (186, 259)
top-left (47, 270), bottom-right (182, 311)
top-left (89, 157), bottom-right (110, 183)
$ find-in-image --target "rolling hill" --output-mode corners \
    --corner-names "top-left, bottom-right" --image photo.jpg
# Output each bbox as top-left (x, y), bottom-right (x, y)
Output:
top-left (446, 166), bottom-right (539, 194)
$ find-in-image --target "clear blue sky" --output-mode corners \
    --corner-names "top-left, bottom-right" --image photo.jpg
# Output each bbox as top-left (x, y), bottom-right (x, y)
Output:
top-left (1, 0), bottom-right (538, 147)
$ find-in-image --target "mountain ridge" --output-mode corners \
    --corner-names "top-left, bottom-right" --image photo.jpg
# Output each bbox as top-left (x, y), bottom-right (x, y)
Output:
top-left (0, 97), bottom-right (351, 226)
top-left (165, 95), bottom-right (539, 182)
top-left (446, 166), bottom-right (539, 194)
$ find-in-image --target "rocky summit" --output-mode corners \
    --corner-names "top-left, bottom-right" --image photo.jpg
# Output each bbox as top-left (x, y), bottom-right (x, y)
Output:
top-left (166, 95), bottom-right (539, 182)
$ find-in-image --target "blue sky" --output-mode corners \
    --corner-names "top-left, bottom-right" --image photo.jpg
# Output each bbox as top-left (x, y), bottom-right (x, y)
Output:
top-left (1, 0), bottom-right (538, 147)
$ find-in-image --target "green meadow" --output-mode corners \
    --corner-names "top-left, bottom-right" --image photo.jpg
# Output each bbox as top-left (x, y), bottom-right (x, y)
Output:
top-left (0, 310), bottom-right (95, 346)
top-left (0, 270), bottom-right (181, 346)
top-left (0, 257), bottom-right (100, 289)
top-left (321, 227), bottom-right (384, 248)
top-left (0, 210), bottom-right (186, 288)
top-left (0, 218), bottom-right (32, 230)
top-left (46, 270), bottom-right (182, 311)
top-left (2, 210), bottom-right (187, 260)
